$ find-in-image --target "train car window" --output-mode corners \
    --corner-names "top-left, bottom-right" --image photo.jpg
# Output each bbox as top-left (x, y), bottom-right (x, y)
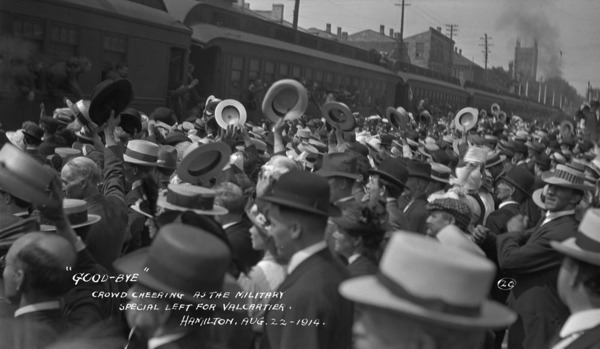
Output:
top-left (48, 23), bottom-right (79, 59)
top-left (264, 61), bottom-right (275, 84)
top-left (249, 59), bottom-right (260, 79)
top-left (416, 42), bottom-right (424, 59)
top-left (103, 35), bottom-right (127, 53)
top-left (12, 16), bottom-right (44, 41)
top-left (292, 66), bottom-right (301, 79)
top-left (342, 76), bottom-right (349, 86)
top-left (279, 63), bottom-right (289, 78)
top-left (325, 72), bottom-right (333, 84)
top-left (274, 28), bottom-right (294, 43)
top-left (231, 56), bottom-right (244, 88)
top-left (101, 34), bottom-right (128, 79)
top-left (168, 47), bottom-right (186, 91)
top-left (304, 68), bottom-right (313, 81)
top-left (299, 36), bottom-right (318, 49)
top-left (315, 70), bottom-right (323, 82)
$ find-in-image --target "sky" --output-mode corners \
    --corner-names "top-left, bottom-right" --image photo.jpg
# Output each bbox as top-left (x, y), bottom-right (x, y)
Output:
top-left (246, 0), bottom-right (600, 96)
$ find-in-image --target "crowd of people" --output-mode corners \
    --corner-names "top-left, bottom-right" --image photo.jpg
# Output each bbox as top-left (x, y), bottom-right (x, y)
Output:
top-left (0, 77), bottom-right (599, 349)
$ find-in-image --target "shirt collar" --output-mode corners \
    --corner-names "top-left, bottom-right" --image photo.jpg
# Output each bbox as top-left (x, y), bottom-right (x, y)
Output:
top-left (222, 221), bottom-right (241, 230)
top-left (499, 200), bottom-right (518, 209)
top-left (545, 209), bottom-right (575, 221)
top-left (559, 309), bottom-right (600, 338)
top-left (287, 241), bottom-right (327, 274)
top-left (14, 301), bottom-right (61, 318)
top-left (347, 253), bottom-right (361, 265)
top-left (148, 333), bottom-right (186, 349)
top-left (334, 196), bottom-right (354, 205)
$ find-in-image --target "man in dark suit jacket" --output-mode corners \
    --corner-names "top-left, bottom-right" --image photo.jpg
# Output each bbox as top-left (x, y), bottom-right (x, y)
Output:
top-left (549, 209), bottom-right (600, 349)
top-left (497, 165), bottom-right (592, 349)
top-left (403, 160), bottom-right (432, 235)
top-left (259, 170), bottom-right (353, 349)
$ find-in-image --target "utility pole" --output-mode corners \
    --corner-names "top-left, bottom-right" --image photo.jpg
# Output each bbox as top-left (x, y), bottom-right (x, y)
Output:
top-left (445, 24), bottom-right (458, 41)
top-left (394, 1), bottom-right (411, 52)
top-left (479, 33), bottom-right (493, 81)
top-left (293, 0), bottom-right (300, 30)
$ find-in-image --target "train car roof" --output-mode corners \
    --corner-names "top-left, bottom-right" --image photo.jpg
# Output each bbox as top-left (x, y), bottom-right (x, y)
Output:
top-left (56, 0), bottom-right (189, 32)
top-left (396, 71), bottom-right (468, 94)
top-left (188, 22), bottom-right (397, 76)
top-left (463, 87), bottom-right (506, 101)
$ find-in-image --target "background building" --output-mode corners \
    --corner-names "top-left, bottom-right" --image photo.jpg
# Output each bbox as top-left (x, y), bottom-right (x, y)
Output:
top-left (403, 27), bottom-right (454, 75)
top-left (513, 39), bottom-right (538, 82)
top-left (452, 47), bottom-right (484, 85)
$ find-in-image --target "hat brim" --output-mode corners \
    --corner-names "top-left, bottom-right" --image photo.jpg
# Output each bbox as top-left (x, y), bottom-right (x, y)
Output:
top-left (322, 102), bottom-right (355, 132)
top-left (157, 197), bottom-right (228, 216)
top-left (541, 172), bottom-right (594, 192)
top-left (454, 108), bottom-right (479, 132)
top-left (500, 177), bottom-right (532, 197)
top-left (368, 169), bottom-right (406, 189)
top-left (340, 276), bottom-right (516, 329)
top-left (430, 175), bottom-right (450, 184)
top-left (316, 169), bottom-right (362, 180)
top-left (123, 154), bottom-right (158, 167)
top-left (89, 79), bottom-right (134, 126)
top-left (551, 238), bottom-right (600, 266)
top-left (215, 100), bottom-right (247, 130)
top-left (177, 142), bottom-right (231, 185)
top-left (40, 214), bottom-right (101, 232)
top-left (130, 201), bottom-right (154, 219)
top-left (532, 188), bottom-right (545, 209)
top-left (261, 79), bottom-right (308, 123)
top-left (386, 107), bottom-right (409, 130)
top-left (258, 196), bottom-right (341, 217)
top-left (163, 134), bottom-right (191, 146)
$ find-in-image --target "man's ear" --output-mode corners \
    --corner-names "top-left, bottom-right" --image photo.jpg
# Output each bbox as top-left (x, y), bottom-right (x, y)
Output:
top-left (14, 268), bottom-right (25, 292)
top-left (289, 220), bottom-right (302, 240)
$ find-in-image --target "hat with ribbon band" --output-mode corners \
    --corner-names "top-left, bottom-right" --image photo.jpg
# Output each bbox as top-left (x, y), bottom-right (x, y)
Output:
top-left (157, 184), bottom-right (228, 216)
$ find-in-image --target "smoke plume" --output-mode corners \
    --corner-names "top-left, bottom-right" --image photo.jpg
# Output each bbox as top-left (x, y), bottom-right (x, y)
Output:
top-left (496, 2), bottom-right (562, 78)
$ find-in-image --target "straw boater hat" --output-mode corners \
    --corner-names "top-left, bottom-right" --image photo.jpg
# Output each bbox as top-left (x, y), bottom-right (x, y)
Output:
top-left (386, 106), bottom-right (410, 130)
top-left (0, 144), bottom-right (56, 207)
top-left (177, 142), bottom-right (231, 185)
top-left (430, 162), bottom-right (451, 184)
top-left (261, 79), bottom-right (308, 122)
top-left (454, 107), bottom-right (479, 132)
top-left (541, 164), bottom-right (594, 192)
top-left (157, 184), bottom-right (228, 216)
top-left (340, 232), bottom-right (516, 329)
top-left (214, 99), bottom-right (247, 129)
top-left (322, 102), bottom-right (355, 132)
top-left (123, 140), bottom-right (159, 166)
top-left (40, 199), bottom-right (101, 231)
top-left (551, 209), bottom-right (600, 266)
top-left (88, 79), bottom-right (133, 126)
top-left (114, 223), bottom-right (232, 304)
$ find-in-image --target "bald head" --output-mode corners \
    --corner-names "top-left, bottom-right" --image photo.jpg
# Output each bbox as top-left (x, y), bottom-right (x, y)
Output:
top-left (4, 233), bottom-right (76, 302)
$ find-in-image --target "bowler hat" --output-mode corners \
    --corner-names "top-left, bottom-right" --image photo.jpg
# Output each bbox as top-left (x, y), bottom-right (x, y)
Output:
top-left (512, 141), bottom-right (528, 155)
top-left (39, 117), bottom-right (61, 135)
top-left (22, 124), bottom-right (43, 142)
top-left (340, 232), bottom-right (516, 329)
top-left (162, 131), bottom-right (191, 146)
top-left (407, 160), bottom-right (432, 180)
top-left (123, 140), bottom-right (159, 166)
top-left (322, 102), bottom-right (355, 132)
top-left (0, 144), bottom-right (56, 207)
top-left (215, 99), bottom-right (247, 129)
top-left (177, 142), bottom-right (231, 185)
top-left (157, 145), bottom-right (177, 170)
top-left (316, 152), bottom-right (361, 180)
top-left (150, 107), bottom-right (176, 126)
top-left (551, 209), bottom-right (600, 266)
top-left (114, 223), bottom-right (231, 304)
top-left (259, 170), bottom-right (341, 217)
top-left (89, 79), bottom-right (133, 126)
top-left (499, 165), bottom-right (535, 196)
top-left (369, 158), bottom-right (408, 189)
top-left (120, 108), bottom-right (143, 136)
top-left (262, 79), bottom-right (308, 122)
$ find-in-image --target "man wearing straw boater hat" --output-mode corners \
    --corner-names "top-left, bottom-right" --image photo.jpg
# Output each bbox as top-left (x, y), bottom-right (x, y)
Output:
top-left (549, 209), bottom-right (600, 349)
top-left (60, 112), bottom-right (128, 270)
top-left (339, 232), bottom-right (516, 349)
top-left (498, 164), bottom-right (594, 349)
top-left (259, 170), bottom-right (353, 349)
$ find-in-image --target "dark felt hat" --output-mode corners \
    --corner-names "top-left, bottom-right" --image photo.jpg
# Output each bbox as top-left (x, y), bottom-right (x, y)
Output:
top-left (114, 223), bottom-right (231, 304)
top-left (259, 170), bottom-right (341, 217)
top-left (316, 152), bottom-right (361, 180)
top-left (150, 107), bottom-right (176, 126)
top-left (407, 160), bottom-right (432, 180)
top-left (499, 165), bottom-right (535, 196)
top-left (162, 130), bottom-right (191, 146)
top-left (22, 124), bottom-right (43, 141)
top-left (369, 158), bottom-right (409, 189)
top-left (39, 116), bottom-right (61, 134)
top-left (89, 79), bottom-right (133, 126)
top-left (120, 108), bottom-right (143, 136)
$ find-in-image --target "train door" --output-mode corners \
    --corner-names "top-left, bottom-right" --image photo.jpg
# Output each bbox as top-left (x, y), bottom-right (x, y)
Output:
top-left (191, 45), bottom-right (222, 100)
top-left (394, 81), bottom-right (408, 109)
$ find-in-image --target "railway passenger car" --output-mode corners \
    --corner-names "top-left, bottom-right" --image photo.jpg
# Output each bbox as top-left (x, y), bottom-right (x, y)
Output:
top-left (0, 0), bottom-right (191, 130)
top-left (164, 0), bottom-right (401, 122)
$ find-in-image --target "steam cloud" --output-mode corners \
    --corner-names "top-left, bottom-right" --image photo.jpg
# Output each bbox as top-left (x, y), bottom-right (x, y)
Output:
top-left (496, 3), bottom-right (562, 78)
